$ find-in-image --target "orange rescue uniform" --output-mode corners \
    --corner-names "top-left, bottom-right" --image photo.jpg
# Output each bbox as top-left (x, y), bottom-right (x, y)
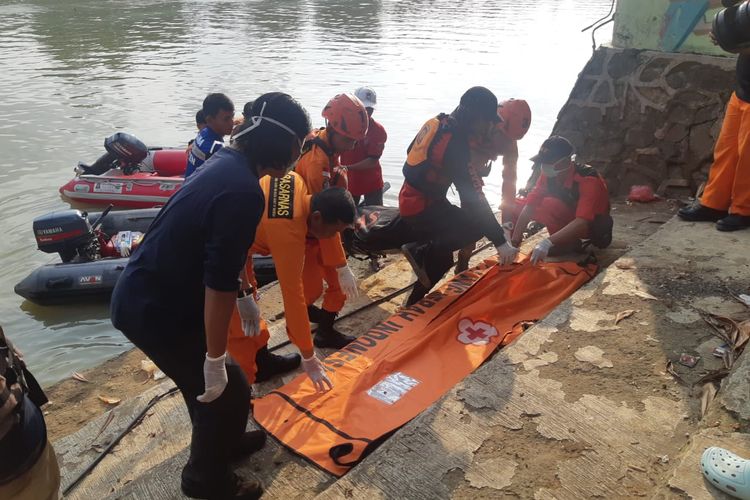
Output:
top-left (227, 172), bottom-right (316, 382)
top-left (294, 128), bottom-right (348, 313)
top-left (700, 92), bottom-right (750, 216)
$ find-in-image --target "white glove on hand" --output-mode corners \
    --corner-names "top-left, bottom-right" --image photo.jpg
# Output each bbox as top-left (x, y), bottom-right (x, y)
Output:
top-left (302, 354), bottom-right (333, 392)
top-left (495, 241), bottom-right (519, 266)
top-left (337, 265), bottom-right (359, 299)
top-left (531, 238), bottom-right (554, 265)
top-left (197, 353), bottom-right (228, 403)
top-left (236, 295), bottom-right (261, 337)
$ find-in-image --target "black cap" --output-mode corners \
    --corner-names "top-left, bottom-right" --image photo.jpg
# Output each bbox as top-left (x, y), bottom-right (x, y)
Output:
top-left (530, 136), bottom-right (575, 163)
top-left (459, 86), bottom-right (501, 123)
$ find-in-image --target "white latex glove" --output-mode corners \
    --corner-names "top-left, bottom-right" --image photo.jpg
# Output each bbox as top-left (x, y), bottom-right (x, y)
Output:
top-left (302, 354), bottom-right (333, 392)
top-left (531, 238), bottom-right (554, 265)
top-left (337, 265), bottom-right (359, 299)
top-left (495, 241), bottom-right (519, 266)
top-left (236, 295), bottom-right (261, 337)
top-left (196, 353), bottom-right (228, 403)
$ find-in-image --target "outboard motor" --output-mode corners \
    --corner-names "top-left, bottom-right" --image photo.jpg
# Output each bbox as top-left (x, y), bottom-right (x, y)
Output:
top-left (33, 210), bottom-right (100, 263)
top-left (78, 132), bottom-right (149, 176)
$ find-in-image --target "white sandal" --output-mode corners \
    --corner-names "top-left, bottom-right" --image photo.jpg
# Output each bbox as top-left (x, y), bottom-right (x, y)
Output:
top-left (701, 446), bottom-right (750, 500)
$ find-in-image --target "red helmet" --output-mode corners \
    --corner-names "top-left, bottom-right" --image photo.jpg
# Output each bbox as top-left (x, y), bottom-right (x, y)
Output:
top-left (497, 99), bottom-right (531, 140)
top-left (322, 93), bottom-right (369, 141)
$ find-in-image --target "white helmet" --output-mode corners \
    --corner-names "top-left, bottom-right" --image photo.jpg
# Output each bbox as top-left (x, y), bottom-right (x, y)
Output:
top-left (354, 87), bottom-right (377, 109)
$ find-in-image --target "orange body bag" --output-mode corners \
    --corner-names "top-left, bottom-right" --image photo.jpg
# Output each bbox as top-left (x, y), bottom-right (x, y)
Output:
top-left (253, 258), bottom-right (596, 476)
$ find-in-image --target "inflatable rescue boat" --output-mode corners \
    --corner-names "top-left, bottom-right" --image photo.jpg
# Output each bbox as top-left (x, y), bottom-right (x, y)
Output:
top-left (59, 132), bottom-right (188, 209)
top-left (15, 206), bottom-right (277, 305)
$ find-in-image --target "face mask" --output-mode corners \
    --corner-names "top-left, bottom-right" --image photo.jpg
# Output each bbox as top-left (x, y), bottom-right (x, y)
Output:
top-left (232, 101), bottom-right (303, 150)
top-left (540, 157), bottom-right (569, 178)
top-left (541, 163), bottom-right (560, 177)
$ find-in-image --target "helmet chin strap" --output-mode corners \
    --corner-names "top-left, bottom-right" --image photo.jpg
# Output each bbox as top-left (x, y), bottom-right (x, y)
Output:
top-left (231, 101), bottom-right (302, 148)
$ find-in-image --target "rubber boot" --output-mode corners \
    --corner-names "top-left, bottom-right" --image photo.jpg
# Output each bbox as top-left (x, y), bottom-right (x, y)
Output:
top-left (716, 213), bottom-right (750, 231)
top-left (454, 245), bottom-right (472, 274)
top-left (314, 309), bottom-right (355, 349)
top-left (230, 430), bottom-right (267, 460)
top-left (253, 346), bottom-right (301, 383)
top-left (401, 242), bottom-right (431, 287)
top-left (678, 203), bottom-right (728, 222)
top-left (307, 304), bottom-right (324, 324)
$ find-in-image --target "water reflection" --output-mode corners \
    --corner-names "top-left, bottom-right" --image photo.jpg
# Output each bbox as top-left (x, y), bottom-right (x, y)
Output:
top-left (30, 0), bottom-right (190, 72)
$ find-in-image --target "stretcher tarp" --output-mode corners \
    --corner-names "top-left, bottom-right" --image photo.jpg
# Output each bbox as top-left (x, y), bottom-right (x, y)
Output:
top-left (253, 257), bottom-right (596, 476)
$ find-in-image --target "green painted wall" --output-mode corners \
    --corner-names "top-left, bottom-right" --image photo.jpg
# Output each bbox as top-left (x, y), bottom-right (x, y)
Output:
top-left (613, 0), bottom-right (728, 56)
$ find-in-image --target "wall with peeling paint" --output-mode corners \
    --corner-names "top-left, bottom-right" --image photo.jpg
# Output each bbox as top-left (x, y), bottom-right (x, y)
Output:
top-left (613, 0), bottom-right (728, 56)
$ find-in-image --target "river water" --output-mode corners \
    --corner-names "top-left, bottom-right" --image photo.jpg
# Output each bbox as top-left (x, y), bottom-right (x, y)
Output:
top-left (0, 0), bottom-right (613, 385)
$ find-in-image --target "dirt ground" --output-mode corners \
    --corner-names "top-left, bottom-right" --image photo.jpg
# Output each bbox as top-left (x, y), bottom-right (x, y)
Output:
top-left (44, 197), bottom-right (679, 442)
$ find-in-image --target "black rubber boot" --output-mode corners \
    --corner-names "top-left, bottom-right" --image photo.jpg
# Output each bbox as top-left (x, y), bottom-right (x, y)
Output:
top-left (454, 246), bottom-right (472, 274)
top-left (253, 346), bottom-right (301, 383)
top-left (314, 309), bottom-right (355, 349)
top-left (405, 282), bottom-right (429, 307)
top-left (182, 472), bottom-right (263, 500)
top-left (678, 203), bottom-right (728, 222)
top-left (716, 213), bottom-right (750, 231)
top-left (401, 242), bottom-right (431, 287)
top-left (307, 304), bottom-right (324, 324)
top-left (230, 430), bottom-right (267, 460)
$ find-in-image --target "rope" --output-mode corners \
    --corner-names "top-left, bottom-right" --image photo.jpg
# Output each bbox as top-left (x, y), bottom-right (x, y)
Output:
top-left (62, 387), bottom-right (180, 496)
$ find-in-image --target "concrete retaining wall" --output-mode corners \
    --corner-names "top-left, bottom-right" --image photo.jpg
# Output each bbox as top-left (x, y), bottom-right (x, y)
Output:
top-left (551, 46), bottom-right (737, 195)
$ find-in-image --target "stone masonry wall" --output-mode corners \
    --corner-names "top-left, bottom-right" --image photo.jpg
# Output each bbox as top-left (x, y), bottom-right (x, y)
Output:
top-left (551, 47), bottom-right (737, 195)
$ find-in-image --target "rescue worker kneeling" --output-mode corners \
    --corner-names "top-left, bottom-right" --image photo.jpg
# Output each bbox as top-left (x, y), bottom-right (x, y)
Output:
top-left (510, 136), bottom-right (613, 263)
top-left (227, 172), bottom-right (358, 387)
top-left (399, 86), bottom-right (518, 306)
top-left (294, 93), bottom-right (370, 349)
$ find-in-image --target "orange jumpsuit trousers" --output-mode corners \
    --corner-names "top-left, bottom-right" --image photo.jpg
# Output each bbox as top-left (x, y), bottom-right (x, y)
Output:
top-left (701, 93), bottom-right (750, 216)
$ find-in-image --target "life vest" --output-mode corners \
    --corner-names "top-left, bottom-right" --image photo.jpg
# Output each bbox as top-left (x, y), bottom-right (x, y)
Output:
top-left (300, 129), bottom-right (347, 190)
top-left (547, 163), bottom-right (606, 210)
top-left (254, 257), bottom-right (597, 476)
top-left (402, 114), bottom-right (456, 196)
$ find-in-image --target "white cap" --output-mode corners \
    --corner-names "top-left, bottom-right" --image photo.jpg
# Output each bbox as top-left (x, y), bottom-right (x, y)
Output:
top-left (354, 87), bottom-right (377, 109)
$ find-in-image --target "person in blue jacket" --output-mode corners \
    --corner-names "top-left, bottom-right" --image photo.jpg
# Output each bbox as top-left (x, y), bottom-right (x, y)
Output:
top-left (112, 93), bottom-right (313, 500)
top-left (185, 93), bottom-right (236, 177)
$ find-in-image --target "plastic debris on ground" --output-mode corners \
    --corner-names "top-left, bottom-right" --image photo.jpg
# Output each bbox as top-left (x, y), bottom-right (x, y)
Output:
top-left (712, 344), bottom-right (730, 358)
top-left (141, 359), bottom-right (166, 381)
top-left (627, 185), bottom-right (660, 203)
top-left (678, 353), bottom-right (700, 368)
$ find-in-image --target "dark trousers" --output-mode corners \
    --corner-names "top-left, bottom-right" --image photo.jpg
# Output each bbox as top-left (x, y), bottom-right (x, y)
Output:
top-left (353, 189), bottom-right (383, 207)
top-left (121, 327), bottom-right (251, 491)
top-left (403, 200), bottom-right (484, 305)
